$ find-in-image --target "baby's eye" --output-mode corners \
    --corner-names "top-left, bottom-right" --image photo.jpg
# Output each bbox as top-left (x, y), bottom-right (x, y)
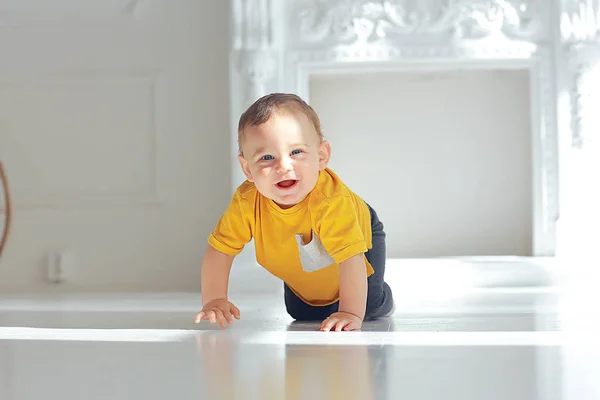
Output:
top-left (261, 155), bottom-right (274, 161)
top-left (291, 149), bottom-right (303, 155)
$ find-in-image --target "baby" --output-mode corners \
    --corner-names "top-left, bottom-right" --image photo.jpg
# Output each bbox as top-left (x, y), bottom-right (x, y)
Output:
top-left (194, 93), bottom-right (394, 332)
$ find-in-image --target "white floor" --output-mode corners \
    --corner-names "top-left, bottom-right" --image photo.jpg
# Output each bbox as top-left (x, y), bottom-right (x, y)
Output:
top-left (0, 257), bottom-right (599, 400)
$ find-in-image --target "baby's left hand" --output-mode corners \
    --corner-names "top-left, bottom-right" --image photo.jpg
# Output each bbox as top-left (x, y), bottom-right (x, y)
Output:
top-left (319, 311), bottom-right (362, 332)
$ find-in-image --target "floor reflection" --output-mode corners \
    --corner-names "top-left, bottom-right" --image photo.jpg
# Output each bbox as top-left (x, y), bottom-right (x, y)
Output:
top-left (191, 318), bottom-right (563, 400)
top-left (1, 256), bottom-right (599, 400)
top-left (194, 327), bottom-right (384, 400)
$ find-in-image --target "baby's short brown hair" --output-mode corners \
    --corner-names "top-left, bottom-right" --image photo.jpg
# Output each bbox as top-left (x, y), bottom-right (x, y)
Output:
top-left (237, 93), bottom-right (323, 154)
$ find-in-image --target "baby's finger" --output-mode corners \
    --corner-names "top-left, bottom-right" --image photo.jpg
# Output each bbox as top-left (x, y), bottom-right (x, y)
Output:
top-left (222, 308), bottom-right (234, 324)
top-left (207, 310), bottom-right (217, 324)
top-left (319, 318), bottom-right (330, 331)
top-left (334, 319), bottom-right (349, 332)
top-left (215, 309), bottom-right (227, 328)
top-left (343, 322), bottom-right (360, 331)
top-left (231, 304), bottom-right (241, 319)
top-left (320, 317), bottom-right (338, 332)
top-left (194, 311), bottom-right (205, 324)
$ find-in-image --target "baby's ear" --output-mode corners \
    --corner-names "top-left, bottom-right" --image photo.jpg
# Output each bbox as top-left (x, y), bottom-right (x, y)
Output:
top-left (237, 154), bottom-right (254, 182)
top-left (318, 140), bottom-right (331, 170)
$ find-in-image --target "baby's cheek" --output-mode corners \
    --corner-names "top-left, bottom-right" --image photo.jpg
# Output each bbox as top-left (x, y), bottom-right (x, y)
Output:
top-left (259, 166), bottom-right (273, 176)
top-left (297, 159), bottom-right (314, 170)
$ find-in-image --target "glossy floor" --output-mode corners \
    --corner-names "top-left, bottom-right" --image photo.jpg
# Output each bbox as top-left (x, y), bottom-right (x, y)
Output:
top-left (1, 259), bottom-right (599, 400)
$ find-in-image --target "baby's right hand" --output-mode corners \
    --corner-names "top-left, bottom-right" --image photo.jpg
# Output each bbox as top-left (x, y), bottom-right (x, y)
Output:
top-left (194, 299), bottom-right (241, 328)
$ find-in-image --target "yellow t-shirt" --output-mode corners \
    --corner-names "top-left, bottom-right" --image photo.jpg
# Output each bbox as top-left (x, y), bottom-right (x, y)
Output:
top-left (208, 168), bottom-right (375, 306)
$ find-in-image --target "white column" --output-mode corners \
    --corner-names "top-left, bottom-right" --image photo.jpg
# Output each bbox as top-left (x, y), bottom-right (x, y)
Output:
top-left (227, 0), bottom-right (283, 289)
top-left (557, 2), bottom-right (600, 396)
top-left (557, 0), bottom-right (600, 257)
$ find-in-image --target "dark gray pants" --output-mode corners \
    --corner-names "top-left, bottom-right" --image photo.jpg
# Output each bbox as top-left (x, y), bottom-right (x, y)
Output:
top-left (284, 203), bottom-right (394, 321)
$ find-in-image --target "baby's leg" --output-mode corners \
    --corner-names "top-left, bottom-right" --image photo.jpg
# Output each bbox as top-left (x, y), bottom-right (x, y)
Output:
top-left (364, 203), bottom-right (395, 320)
top-left (283, 284), bottom-right (339, 321)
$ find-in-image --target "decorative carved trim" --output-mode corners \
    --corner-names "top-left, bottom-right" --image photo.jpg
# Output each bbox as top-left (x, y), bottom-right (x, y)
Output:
top-left (232, 0), bottom-right (278, 103)
top-left (561, 0), bottom-right (600, 148)
top-left (571, 68), bottom-right (586, 148)
top-left (237, 49), bottom-right (278, 104)
top-left (232, 0), bottom-right (559, 254)
top-left (560, 0), bottom-right (600, 42)
top-left (232, 0), bottom-right (274, 50)
top-left (287, 42), bottom-right (537, 64)
top-left (568, 47), bottom-right (600, 148)
top-left (536, 47), bottom-right (560, 229)
top-left (296, 0), bottom-right (541, 44)
top-left (565, 33), bottom-right (600, 148)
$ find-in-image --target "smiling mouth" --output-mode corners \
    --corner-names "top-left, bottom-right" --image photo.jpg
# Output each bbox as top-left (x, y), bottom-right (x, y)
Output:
top-left (276, 179), bottom-right (298, 190)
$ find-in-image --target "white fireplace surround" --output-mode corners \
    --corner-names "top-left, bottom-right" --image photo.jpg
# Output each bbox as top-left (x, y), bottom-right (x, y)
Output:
top-left (229, 0), bottom-right (600, 257)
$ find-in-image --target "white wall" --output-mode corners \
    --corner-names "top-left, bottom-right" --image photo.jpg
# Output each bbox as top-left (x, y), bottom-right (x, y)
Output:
top-left (0, 0), bottom-right (231, 293)
top-left (309, 69), bottom-right (533, 258)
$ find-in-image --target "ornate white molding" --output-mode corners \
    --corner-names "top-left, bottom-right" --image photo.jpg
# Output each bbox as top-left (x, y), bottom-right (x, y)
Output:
top-left (230, 0), bottom-right (561, 255)
top-left (293, 0), bottom-right (542, 45)
top-left (286, 42), bottom-right (537, 65)
top-left (561, 1), bottom-right (600, 148)
top-left (568, 47), bottom-right (600, 148)
top-left (560, 0), bottom-right (600, 42)
top-left (571, 68), bottom-right (586, 148)
top-left (232, 0), bottom-right (274, 50)
top-left (231, 0), bottom-right (278, 104)
top-left (535, 47), bottom-right (560, 235)
top-left (234, 49), bottom-right (277, 104)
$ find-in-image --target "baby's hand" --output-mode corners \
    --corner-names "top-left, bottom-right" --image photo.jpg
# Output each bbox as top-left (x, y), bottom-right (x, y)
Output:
top-left (194, 299), bottom-right (240, 328)
top-left (319, 311), bottom-right (362, 332)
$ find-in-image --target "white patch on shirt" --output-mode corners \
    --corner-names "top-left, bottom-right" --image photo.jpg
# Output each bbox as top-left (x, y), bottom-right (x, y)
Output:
top-left (295, 230), bottom-right (335, 272)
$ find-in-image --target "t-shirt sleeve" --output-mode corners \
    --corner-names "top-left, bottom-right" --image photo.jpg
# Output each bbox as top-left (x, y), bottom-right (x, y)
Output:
top-left (316, 196), bottom-right (368, 264)
top-left (207, 191), bottom-right (253, 256)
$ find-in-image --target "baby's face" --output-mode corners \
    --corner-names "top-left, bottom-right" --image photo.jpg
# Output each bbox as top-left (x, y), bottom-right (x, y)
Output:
top-left (238, 111), bottom-right (330, 209)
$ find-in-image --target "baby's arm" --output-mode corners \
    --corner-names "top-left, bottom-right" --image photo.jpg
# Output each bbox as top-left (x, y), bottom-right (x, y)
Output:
top-left (194, 245), bottom-right (241, 328)
top-left (319, 253), bottom-right (367, 332)
top-left (338, 254), bottom-right (368, 319)
top-left (201, 245), bottom-right (234, 303)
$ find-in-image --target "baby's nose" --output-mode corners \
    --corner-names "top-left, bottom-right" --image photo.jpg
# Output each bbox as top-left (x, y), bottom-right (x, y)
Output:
top-left (277, 157), bottom-right (293, 172)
